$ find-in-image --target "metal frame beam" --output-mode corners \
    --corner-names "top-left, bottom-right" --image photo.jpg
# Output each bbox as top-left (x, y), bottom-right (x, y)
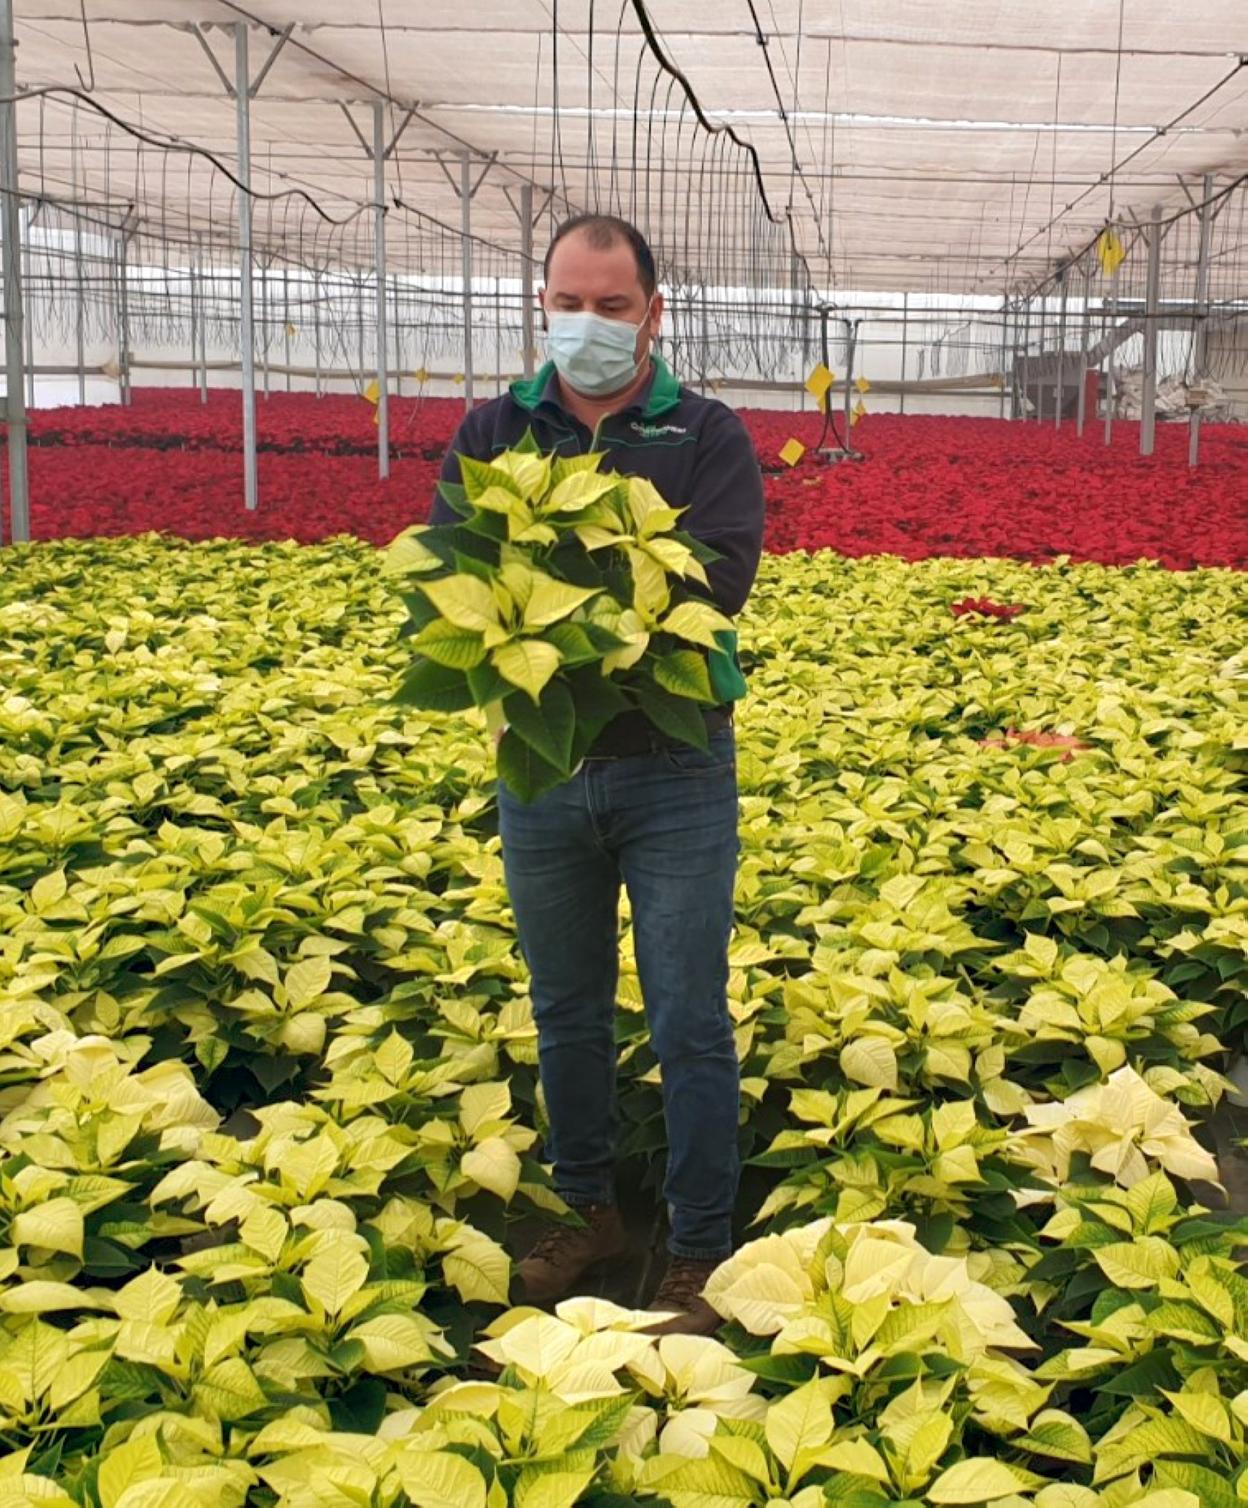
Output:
top-left (196, 233), bottom-right (209, 402)
top-left (438, 150), bottom-right (497, 201)
top-left (193, 18), bottom-right (295, 508)
top-left (460, 150), bottom-right (474, 410)
top-left (1140, 204), bottom-right (1163, 457)
top-left (518, 183), bottom-right (535, 378)
top-left (1103, 226), bottom-right (1120, 447)
top-left (1054, 268), bottom-right (1068, 430)
top-left (248, 24), bottom-right (293, 99)
top-left (1076, 261), bottom-right (1092, 436)
top-left (116, 215), bottom-right (137, 407)
top-left (1188, 173), bottom-right (1214, 468)
top-left (21, 202), bottom-right (33, 409)
top-left (0, 0), bottom-right (28, 544)
top-left (192, 21), bottom-right (291, 99)
top-left (235, 22), bottom-right (258, 508)
top-left (374, 102), bottom-right (390, 479)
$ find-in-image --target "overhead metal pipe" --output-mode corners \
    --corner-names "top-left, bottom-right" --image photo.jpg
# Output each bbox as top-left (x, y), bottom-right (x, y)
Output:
top-left (0, 0), bottom-right (29, 543)
top-left (235, 22), bottom-right (259, 509)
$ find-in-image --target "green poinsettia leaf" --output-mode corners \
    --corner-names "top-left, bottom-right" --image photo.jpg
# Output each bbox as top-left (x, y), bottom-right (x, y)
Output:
top-left (435, 479), bottom-right (471, 518)
top-left (492, 639), bottom-right (562, 702)
top-left (392, 658), bottom-right (475, 712)
top-left (653, 649), bottom-right (716, 703)
top-left (544, 622), bottom-right (600, 668)
top-left (504, 682), bottom-right (576, 775)
top-left (632, 682), bottom-right (709, 750)
top-left (412, 620), bottom-right (488, 671)
top-left (467, 660), bottom-right (511, 706)
top-left (496, 729), bottom-right (567, 803)
top-left (457, 453), bottom-right (524, 503)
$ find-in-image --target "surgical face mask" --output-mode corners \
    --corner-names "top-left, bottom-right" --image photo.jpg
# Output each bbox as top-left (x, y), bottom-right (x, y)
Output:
top-left (545, 305), bottom-right (652, 397)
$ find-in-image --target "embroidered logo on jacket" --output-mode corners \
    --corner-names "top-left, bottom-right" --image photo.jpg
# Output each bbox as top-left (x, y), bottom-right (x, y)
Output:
top-left (630, 421), bottom-right (689, 439)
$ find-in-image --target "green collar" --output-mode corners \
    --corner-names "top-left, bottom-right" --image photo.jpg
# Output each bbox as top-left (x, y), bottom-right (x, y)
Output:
top-left (510, 354), bottom-right (683, 421)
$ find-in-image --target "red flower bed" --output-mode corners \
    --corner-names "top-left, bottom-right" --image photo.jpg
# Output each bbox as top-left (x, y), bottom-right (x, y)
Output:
top-left (22, 387), bottom-right (461, 460)
top-left (758, 412), bottom-right (1248, 569)
top-left (950, 598), bottom-right (1028, 620)
top-left (19, 446), bottom-right (441, 546)
top-left (2, 391), bottom-right (1245, 568)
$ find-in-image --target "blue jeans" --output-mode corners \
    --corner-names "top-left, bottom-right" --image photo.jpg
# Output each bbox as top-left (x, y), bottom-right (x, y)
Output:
top-left (498, 728), bottom-right (740, 1260)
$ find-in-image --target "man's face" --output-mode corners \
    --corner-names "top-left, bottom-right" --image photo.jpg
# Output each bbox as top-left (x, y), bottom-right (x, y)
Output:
top-left (541, 231), bottom-right (663, 366)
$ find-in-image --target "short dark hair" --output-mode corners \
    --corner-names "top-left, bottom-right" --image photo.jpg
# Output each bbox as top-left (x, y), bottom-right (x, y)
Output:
top-left (543, 214), bottom-right (657, 298)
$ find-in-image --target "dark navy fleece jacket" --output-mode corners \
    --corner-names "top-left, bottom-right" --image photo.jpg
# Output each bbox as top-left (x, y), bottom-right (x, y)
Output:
top-left (429, 357), bottom-right (765, 628)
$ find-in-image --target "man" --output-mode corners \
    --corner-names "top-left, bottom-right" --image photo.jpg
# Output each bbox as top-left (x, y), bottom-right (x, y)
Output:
top-left (430, 214), bottom-right (764, 1336)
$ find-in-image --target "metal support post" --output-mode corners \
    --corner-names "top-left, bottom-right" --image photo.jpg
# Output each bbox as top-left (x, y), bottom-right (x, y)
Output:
top-left (1076, 263), bottom-right (1092, 436)
top-left (188, 237), bottom-right (199, 393)
top-left (74, 213), bottom-right (86, 405)
top-left (1034, 295), bottom-right (1046, 422)
top-left (899, 292), bottom-right (909, 415)
top-left (356, 275), bottom-right (365, 392)
top-left (699, 285), bottom-right (710, 394)
top-left (392, 274), bottom-right (402, 397)
top-left (789, 249), bottom-right (800, 349)
top-left (235, 22), bottom-right (258, 508)
top-left (22, 207), bottom-right (34, 408)
top-left (117, 232), bottom-right (132, 406)
top-left (460, 150), bottom-right (475, 411)
top-left (373, 102), bottom-right (390, 478)
top-left (1103, 229), bottom-right (1119, 446)
top-left (260, 258), bottom-right (270, 397)
top-left (1020, 300), bottom-right (1031, 419)
top-left (197, 236), bottom-right (209, 402)
top-left (520, 183), bottom-right (535, 378)
top-left (313, 268), bottom-right (322, 397)
top-left (0, 0), bottom-right (29, 544)
top-left (1140, 204), bottom-right (1162, 457)
top-left (842, 319), bottom-right (855, 440)
top-left (997, 296), bottom-right (1008, 419)
top-left (1055, 271), bottom-right (1068, 430)
top-left (1010, 303), bottom-right (1021, 418)
top-left (494, 276), bottom-right (502, 397)
top-left (801, 287), bottom-right (813, 373)
top-left (1188, 173), bottom-right (1214, 468)
top-left (283, 267), bottom-right (291, 393)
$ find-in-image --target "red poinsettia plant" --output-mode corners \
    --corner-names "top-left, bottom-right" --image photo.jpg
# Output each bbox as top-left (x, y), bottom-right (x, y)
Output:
top-left (949, 597), bottom-right (1029, 620)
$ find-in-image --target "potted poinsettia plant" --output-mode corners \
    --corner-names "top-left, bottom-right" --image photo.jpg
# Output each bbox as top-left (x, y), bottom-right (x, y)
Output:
top-left (383, 434), bottom-right (739, 802)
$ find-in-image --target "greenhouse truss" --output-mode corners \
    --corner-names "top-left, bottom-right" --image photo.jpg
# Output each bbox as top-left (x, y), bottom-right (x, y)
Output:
top-left (0, 6), bottom-right (1247, 1506)
top-left (1, 2), bottom-right (1248, 539)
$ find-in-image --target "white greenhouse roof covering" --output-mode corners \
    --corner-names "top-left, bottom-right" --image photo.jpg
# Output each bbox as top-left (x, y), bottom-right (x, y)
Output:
top-left (9, 1), bottom-right (1248, 293)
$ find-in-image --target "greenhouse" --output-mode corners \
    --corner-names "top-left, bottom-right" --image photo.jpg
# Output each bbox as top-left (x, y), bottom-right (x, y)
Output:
top-left (0, 3), bottom-right (1247, 1504)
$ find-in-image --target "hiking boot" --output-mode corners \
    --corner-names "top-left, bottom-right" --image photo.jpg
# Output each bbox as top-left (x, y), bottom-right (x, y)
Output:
top-left (514, 1202), bottom-right (628, 1307)
top-left (643, 1257), bottom-right (722, 1336)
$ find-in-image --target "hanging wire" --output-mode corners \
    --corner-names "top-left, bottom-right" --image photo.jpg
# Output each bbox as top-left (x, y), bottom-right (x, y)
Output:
top-left (1107, 0), bottom-right (1126, 224)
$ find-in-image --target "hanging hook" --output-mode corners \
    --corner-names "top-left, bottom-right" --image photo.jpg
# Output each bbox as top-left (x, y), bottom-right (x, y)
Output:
top-left (72, 0), bottom-right (96, 92)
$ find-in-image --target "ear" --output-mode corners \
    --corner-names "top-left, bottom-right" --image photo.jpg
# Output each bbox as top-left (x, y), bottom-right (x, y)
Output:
top-left (538, 286), bottom-right (549, 331)
top-left (648, 291), bottom-right (665, 338)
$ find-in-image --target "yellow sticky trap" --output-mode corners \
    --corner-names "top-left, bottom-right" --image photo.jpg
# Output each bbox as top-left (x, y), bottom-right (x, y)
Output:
top-left (285, 323), bottom-right (297, 338)
top-left (362, 379), bottom-right (380, 406)
top-left (413, 367), bottom-right (430, 384)
top-left (452, 373), bottom-right (465, 386)
top-left (850, 401), bottom-right (867, 426)
top-left (711, 378), bottom-right (723, 393)
top-left (1098, 229), bottom-right (1126, 277)
top-left (854, 376), bottom-right (871, 395)
top-left (805, 363), bottom-right (834, 400)
top-left (779, 438), bottom-right (806, 467)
